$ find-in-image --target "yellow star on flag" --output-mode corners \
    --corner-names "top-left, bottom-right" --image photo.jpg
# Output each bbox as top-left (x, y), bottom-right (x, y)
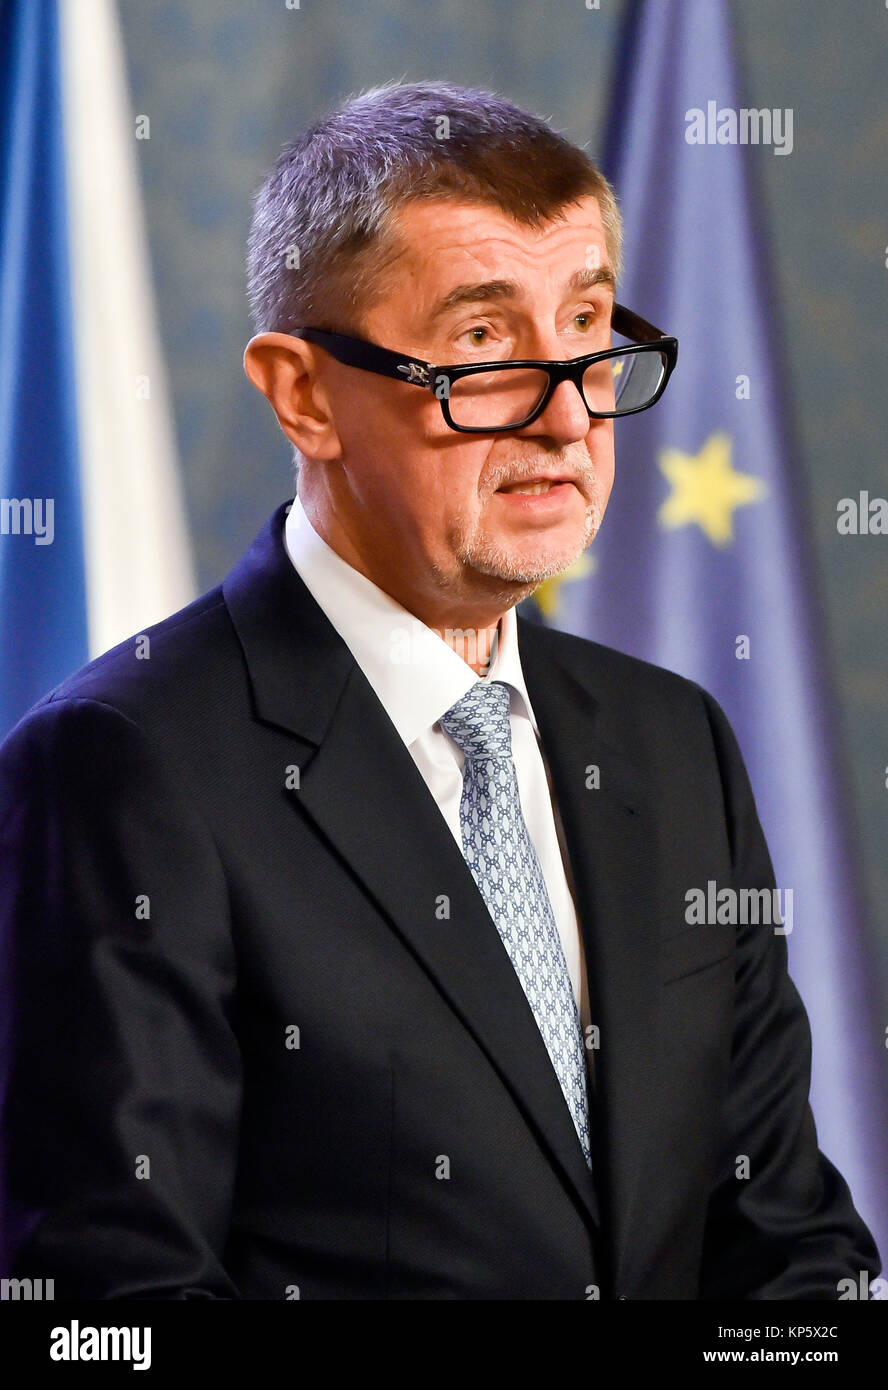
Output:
top-left (658, 431), bottom-right (766, 546)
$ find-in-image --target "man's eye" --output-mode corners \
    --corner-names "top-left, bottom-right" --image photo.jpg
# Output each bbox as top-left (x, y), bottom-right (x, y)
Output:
top-left (461, 326), bottom-right (491, 346)
top-left (574, 313), bottom-right (594, 330)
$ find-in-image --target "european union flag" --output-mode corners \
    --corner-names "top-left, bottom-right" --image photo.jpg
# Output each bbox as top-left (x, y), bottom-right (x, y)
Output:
top-left (527, 0), bottom-right (888, 1261)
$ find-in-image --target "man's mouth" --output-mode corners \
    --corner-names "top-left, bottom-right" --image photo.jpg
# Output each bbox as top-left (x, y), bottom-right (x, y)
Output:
top-left (496, 476), bottom-right (573, 496)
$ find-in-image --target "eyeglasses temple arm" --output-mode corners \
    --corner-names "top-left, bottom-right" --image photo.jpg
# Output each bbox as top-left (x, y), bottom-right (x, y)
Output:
top-left (612, 303), bottom-right (668, 344)
top-left (290, 328), bottom-right (433, 385)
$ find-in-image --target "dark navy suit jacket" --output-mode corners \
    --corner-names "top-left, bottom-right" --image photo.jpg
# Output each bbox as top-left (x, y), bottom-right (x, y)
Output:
top-left (0, 501), bottom-right (879, 1298)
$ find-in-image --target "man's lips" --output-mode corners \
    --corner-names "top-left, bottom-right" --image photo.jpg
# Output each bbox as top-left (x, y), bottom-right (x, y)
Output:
top-left (496, 475), bottom-right (575, 495)
top-left (493, 478), bottom-right (578, 511)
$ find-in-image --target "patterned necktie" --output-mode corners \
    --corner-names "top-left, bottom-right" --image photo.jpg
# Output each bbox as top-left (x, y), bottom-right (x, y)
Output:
top-left (440, 679), bottom-right (592, 1168)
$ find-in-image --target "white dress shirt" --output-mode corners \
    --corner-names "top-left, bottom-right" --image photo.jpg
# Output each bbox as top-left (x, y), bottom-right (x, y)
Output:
top-left (283, 495), bottom-right (591, 1037)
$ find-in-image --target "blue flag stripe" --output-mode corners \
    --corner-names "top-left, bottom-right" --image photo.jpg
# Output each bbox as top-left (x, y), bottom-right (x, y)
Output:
top-left (0, 0), bottom-right (87, 737)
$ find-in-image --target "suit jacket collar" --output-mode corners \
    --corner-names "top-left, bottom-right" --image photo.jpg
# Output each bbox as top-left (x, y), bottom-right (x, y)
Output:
top-left (224, 500), bottom-right (661, 1294)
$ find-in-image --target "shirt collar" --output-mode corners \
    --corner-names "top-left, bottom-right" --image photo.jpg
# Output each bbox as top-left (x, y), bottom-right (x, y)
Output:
top-left (283, 493), bottom-right (541, 748)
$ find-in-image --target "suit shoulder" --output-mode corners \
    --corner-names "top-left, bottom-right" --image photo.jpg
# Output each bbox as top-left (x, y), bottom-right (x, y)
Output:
top-left (4, 584), bottom-right (237, 750)
top-left (518, 615), bottom-right (709, 714)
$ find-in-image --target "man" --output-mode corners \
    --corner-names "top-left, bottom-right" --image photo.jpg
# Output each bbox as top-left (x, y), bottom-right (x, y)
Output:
top-left (0, 80), bottom-right (879, 1300)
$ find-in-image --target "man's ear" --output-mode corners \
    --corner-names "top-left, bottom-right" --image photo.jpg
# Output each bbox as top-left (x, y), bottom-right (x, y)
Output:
top-left (243, 332), bottom-right (341, 460)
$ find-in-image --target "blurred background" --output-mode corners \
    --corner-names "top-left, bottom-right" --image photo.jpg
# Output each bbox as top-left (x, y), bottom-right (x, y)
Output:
top-left (2, 0), bottom-right (887, 1270)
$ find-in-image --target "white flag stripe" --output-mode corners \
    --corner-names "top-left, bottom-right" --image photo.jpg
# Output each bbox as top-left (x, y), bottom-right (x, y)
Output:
top-left (59, 0), bottom-right (195, 657)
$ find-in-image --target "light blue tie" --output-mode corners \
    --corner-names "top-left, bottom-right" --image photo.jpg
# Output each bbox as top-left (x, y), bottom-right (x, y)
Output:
top-left (440, 679), bottom-right (592, 1168)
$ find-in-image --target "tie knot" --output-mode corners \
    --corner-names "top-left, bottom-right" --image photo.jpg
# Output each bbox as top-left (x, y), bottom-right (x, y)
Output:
top-left (440, 680), bottom-right (513, 760)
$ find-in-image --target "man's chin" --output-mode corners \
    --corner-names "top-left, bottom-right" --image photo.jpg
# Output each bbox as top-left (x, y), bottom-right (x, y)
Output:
top-left (470, 519), bottom-right (598, 586)
top-left (468, 541), bottom-right (593, 590)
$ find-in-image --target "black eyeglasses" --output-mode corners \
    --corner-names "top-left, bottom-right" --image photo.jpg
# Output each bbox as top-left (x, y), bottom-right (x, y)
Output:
top-left (289, 304), bottom-right (677, 434)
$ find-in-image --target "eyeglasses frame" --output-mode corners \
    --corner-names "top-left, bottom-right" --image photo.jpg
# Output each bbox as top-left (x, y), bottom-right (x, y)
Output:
top-left (287, 303), bottom-right (678, 434)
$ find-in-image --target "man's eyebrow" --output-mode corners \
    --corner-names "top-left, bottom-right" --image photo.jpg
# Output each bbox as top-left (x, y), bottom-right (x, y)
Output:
top-left (569, 266), bottom-right (617, 295)
top-left (426, 265), bottom-right (616, 323)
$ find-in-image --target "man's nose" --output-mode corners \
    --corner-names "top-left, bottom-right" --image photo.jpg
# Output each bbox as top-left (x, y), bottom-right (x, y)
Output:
top-left (519, 375), bottom-right (595, 445)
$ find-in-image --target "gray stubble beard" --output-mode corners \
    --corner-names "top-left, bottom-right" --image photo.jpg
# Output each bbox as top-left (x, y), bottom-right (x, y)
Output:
top-left (446, 481), bottom-right (606, 604)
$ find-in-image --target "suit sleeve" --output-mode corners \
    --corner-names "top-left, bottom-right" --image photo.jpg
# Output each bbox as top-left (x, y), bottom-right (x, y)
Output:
top-left (694, 685), bottom-right (881, 1299)
top-left (0, 696), bottom-right (242, 1298)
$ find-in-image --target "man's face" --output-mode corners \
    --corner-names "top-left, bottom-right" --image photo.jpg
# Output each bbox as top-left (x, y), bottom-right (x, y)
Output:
top-left (306, 193), bottom-right (616, 622)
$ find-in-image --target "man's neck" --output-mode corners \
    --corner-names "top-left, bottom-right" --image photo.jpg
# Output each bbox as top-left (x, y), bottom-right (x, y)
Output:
top-left (298, 489), bottom-right (509, 678)
top-left (432, 619), bottom-right (500, 677)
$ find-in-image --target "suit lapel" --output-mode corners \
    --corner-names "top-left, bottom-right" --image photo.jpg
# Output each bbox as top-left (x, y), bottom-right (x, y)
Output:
top-left (223, 503), bottom-right (601, 1234)
top-left (517, 617), bottom-right (662, 1295)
